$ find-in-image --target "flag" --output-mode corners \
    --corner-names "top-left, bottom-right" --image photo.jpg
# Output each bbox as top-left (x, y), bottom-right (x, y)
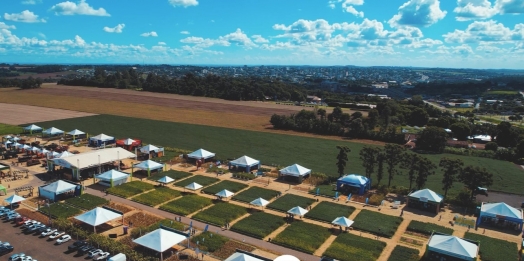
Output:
top-left (203, 224), bottom-right (209, 232)
top-left (316, 188), bottom-right (320, 195)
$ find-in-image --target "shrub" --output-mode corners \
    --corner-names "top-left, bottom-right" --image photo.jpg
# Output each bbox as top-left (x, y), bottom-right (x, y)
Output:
top-left (107, 181), bottom-right (155, 198)
top-left (173, 175), bottom-right (219, 188)
top-left (485, 142), bottom-right (498, 151)
top-left (147, 169), bottom-right (192, 182)
top-left (367, 194), bottom-right (385, 206)
top-left (323, 233), bottom-right (386, 261)
top-left (159, 195), bottom-right (213, 216)
top-left (352, 210), bottom-right (403, 238)
top-left (387, 246), bottom-right (419, 261)
top-left (202, 180), bottom-right (248, 194)
top-left (267, 194), bottom-right (315, 212)
top-left (305, 202), bottom-right (355, 223)
top-left (64, 194), bottom-right (108, 210)
top-left (132, 187), bottom-right (181, 206)
top-left (232, 186), bottom-right (278, 203)
top-left (464, 232), bottom-right (518, 261)
top-left (190, 231), bottom-right (229, 252)
top-left (231, 212), bottom-right (285, 239)
top-left (407, 220), bottom-right (453, 235)
top-left (273, 222), bottom-right (331, 254)
top-left (231, 172), bottom-right (256, 180)
top-left (192, 202), bottom-right (247, 226)
top-left (206, 165), bottom-right (230, 174)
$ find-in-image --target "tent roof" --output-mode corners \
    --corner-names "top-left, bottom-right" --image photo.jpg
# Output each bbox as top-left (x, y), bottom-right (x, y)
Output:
top-left (230, 155), bottom-right (259, 167)
top-left (279, 164), bottom-right (311, 177)
top-left (224, 253), bottom-right (267, 261)
top-left (157, 176), bottom-right (175, 184)
top-left (90, 133), bottom-right (114, 142)
top-left (58, 151), bottom-right (73, 158)
top-left (338, 174), bottom-right (369, 186)
top-left (68, 129), bottom-right (85, 136)
top-left (0, 184), bottom-right (6, 190)
top-left (40, 180), bottom-right (77, 194)
top-left (332, 216), bottom-right (354, 227)
top-left (74, 207), bottom-right (122, 227)
top-left (481, 202), bottom-right (523, 220)
top-left (0, 164), bottom-right (9, 170)
top-left (4, 194), bottom-right (25, 204)
top-left (123, 138), bottom-right (136, 145)
top-left (140, 144), bottom-right (160, 153)
top-left (287, 206), bottom-right (308, 216)
top-left (215, 189), bottom-right (234, 198)
top-left (428, 235), bottom-right (478, 260)
top-left (274, 255), bottom-right (300, 261)
top-left (52, 148), bottom-right (135, 170)
top-left (96, 170), bottom-right (129, 181)
top-left (250, 197), bottom-right (269, 207)
top-left (185, 182), bottom-right (203, 190)
top-left (188, 148), bottom-right (215, 159)
top-left (43, 127), bottom-right (64, 135)
top-left (133, 228), bottom-right (187, 252)
top-left (408, 188), bottom-right (444, 203)
top-left (134, 160), bottom-right (163, 170)
top-left (24, 124), bottom-right (42, 131)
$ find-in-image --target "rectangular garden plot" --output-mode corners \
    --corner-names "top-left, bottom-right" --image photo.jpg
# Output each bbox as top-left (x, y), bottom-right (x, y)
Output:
top-left (159, 195), bottom-right (213, 216)
top-left (323, 232), bottom-right (386, 261)
top-left (387, 245), bottom-right (420, 261)
top-left (174, 175), bottom-right (219, 188)
top-left (305, 202), bottom-right (355, 223)
top-left (232, 186), bottom-right (278, 203)
top-left (132, 187), bottom-right (182, 206)
top-left (40, 203), bottom-right (82, 219)
top-left (202, 180), bottom-right (248, 194)
top-left (352, 209), bottom-right (403, 238)
top-left (147, 169), bottom-right (192, 182)
top-left (464, 232), bottom-right (518, 261)
top-left (107, 181), bottom-right (155, 198)
top-left (273, 222), bottom-right (331, 254)
top-left (64, 194), bottom-right (108, 210)
top-left (192, 202), bottom-right (248, 226)
top-left (231, 212), bottom-right (285, 239)
top-left (267, 194), bottom-right (315, 212)
top-left (131, 219), bottom-right (185, 238)
top-left (407, 220), bottom-right (453, 236)
top-left (190, 231), bottom-right (229, 253)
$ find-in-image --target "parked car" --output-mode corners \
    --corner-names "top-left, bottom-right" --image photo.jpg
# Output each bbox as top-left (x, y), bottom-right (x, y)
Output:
top-left (88, 249), bottom-right (103, 258)
top-left (94, 252), bottom-right (110, 260)
top-left (49, 231), bottom-right (65, 239)
top-left (68, 240), bottom-right (87, 251)
top-left (78, 245), bottom-right (95, 255)
top-left (56, 235), bottom-right (71, 245)
top-left (36, 226), bottom-right (49, 233)
top-left (16, 217), bottom-right (29, 226)
top-left (8, 253), bottom-right (25, 261)
top-left (0, 210), bottom-right (16, 218)
top-left (7, 213), bottom-right (21, 221)
top-left (0, 244), bottom-right (14, 255)
top-left (21, 221), bottom-right (39, 229)
top-left (41, 228), bottom-right (57, 237)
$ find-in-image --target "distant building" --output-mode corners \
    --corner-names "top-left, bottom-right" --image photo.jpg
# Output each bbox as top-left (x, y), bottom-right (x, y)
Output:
top-left (306, 95), bottom-right (322, 104)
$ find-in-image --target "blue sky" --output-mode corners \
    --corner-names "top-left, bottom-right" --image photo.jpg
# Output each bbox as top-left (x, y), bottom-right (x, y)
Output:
top-left (1, 0), bottom-right (524, 68)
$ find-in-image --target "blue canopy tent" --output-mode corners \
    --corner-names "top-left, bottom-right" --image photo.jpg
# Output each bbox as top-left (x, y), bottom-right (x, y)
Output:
top-left (336, 174), bottom-right (370, 195)
top-left (228, 156), bottom-right (260, 172)
top-left (96, 169), bottom-right (129, 187)
top-left (476, 202), bottom-right (523, 231)
top-left (132, 160), bottom-right (164, 178)
top-left (426, 234), bottom-right (478, 261)
top-left (23, 124), bottom-right (42, 134)
top-left (38, 180), bottom-right (81, 201)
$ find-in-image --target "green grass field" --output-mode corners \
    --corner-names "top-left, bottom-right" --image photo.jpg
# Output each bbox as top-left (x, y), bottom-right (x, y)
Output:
top-left (41, 203), bottom-right (82, 219)
top-left (386, 245), bottom-right (420, 261)
top-left (323, 233), bottom-right (386, 261)
top-left (485, 90), bottom-right (519, 95)
top-left (230, 212), bottom-right (285, 239)
top-left (106, 181), bottom-right (154, 198)
top-left (131, 186), bottom-right (181, 206)
top-left (64, 194), bottom-right (108, 210)
top-left (192, 202), bottom-right (248, 226)
top-left (0, 123), bottom-right (23, 135)
top-left (352, 210), bottom-right (403, 238)
top-left (147, 169), bottom-right (192, 183)
top-left (464, 232), bottom-right (518, 261)
top-left (159, 194), bottom-right (213, 216)
top-left (36, 115), bottom-right (524, 196)
top-left (232, 186), bottom-right (278, 203)
top-left (273, 221), bottom-right (331, 254)
top-left (173, 175), bottom-right (219, 188)
top-left (202, 180), bottom-right (248, 195)
top-left (305, 202), bottom-right (355, 223)
top-left (267, 194), bottom-right (315, 212)
top-left (407, 220), bottom-right (453, 235)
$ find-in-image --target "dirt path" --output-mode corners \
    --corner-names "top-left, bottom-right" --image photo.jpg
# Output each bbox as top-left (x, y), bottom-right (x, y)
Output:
top-left (377, 218), bottom-right (411, 261)
top-left (313, 235), bottom-right (337, 256)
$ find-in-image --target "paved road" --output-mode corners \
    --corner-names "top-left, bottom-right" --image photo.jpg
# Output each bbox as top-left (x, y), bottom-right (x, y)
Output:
top-left (0, 217), bottom-right (87, 261)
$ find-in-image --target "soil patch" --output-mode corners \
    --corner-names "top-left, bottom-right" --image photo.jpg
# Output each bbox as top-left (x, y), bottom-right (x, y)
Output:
top-left (0, 103), bottom-right (96, 125)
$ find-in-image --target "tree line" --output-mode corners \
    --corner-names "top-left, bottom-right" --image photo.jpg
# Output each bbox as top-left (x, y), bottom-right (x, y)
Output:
top-left (0, 77), bottom-right (43, 89)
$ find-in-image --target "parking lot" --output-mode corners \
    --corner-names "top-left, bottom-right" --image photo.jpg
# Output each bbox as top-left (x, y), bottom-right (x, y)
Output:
top-left (0, 218), bottom-right (87, 261)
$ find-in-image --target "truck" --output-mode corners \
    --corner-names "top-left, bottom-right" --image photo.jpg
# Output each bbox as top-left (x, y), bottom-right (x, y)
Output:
top-left (108, 253), bottom-right (126, 261)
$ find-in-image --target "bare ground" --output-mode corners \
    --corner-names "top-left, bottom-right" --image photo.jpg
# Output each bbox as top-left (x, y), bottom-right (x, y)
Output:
top-left (0, 103), bottom-right (97, 125)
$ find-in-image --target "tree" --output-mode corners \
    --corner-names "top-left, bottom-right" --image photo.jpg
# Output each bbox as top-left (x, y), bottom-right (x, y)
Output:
top-left (376, 150), bottom-right (385, 186)
top-left (450, 122), bottom-right (471, 140)
top-left (400, 153), bottom-right (419, 190)
top-left (408, 108), bottom-right (429, 127)
top-left (335, 146), bottom-right (351, 178)
top-left (351, 111), bottom-right (363, 120)
top-left (439, 157), bottom-right (464, 198)
top-left (317, 108), bottom-right (326, 121)
top-left (414, 156), bottom-right (436, 190)
top-left (516, 140), bottom-right (524, 158)
top-left (332, 107), bottom-right (343, 122)
top-left (410, 95), bottom-right (425, 107)
top-left (416, 126), bottom-right (448, 153)
top-left (367, 109), bottom-right (379, 128)
top-left (384, 144), bottom-right (405, 187)
top-left (360, 147), bottom-right (379, 179)
top-left (496, 121), bottom-right (519, 147)
top-left (484, 142), bottom-right (498, 152)
top-left (459, 166), bottom-right (494, 199)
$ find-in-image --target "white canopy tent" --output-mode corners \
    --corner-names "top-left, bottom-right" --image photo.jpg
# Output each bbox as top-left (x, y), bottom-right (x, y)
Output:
top-left (43, 127), bottom-right (64, 136)
top-left (331, 216), bottom-right (354, 228)
top-left (157, 176), bottom-right (175, 185)
top-left (188, 148), bottom-right (215, 160)
top-left (74, 207), bottom-right (123, 233)
top-left (407, 188), bottom-right (444, 214)
top-left (58, 151), bottom-right (73, 158)
top-left (140, 144), bottom-right (160, 153)
top-left (185, 182), bottom-right (203, 191)
top-left (123, 138), bottom-right (136, 146)
top-left (4, 194), bottom-right (25, 208)
top-left (133, 227), bottom-right (189, 261)
top-left (477, 202), bottom-right (523, 230)
top-left (68, 129), bottom-right (85, 136)
top-left (427, 234), bottom-right (478, 261)
top-left (279, 164), bottom-right (311, 183)
top-left (287, 206), bottom-right (308, 217)
top-left (229, 155), bottom-right (260, 172)
top-left (38, 180), bottom-right (79, 201)
top-left (24, 124), bottom-right (42, 134)
top-left (225, 252), bottom-right (270, 261)
top-left (96, 169), bottom-right (129, 187)
top-left (215, 189), bottom-right (234, 200)
top-left (250, 198), bottom-right (269, 208)
top-left (133, 160), bottom-right (164, 177)
top-left (274, 255), bottom-right (300, 261)
top-left (89, 133), bottom-right (115, 147)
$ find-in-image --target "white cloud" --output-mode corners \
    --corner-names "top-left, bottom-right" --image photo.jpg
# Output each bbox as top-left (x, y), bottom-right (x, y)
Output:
top-left (158, 42), bottom-right (166, 45)
top-left (453, 44), bottom-right (474, 56)
top-left (219, 28), bottom-right (256, 48)
top-left (454, 0), bottom-right (498, 21)
top-left (38, 32), bottom-right (46, 38)
top-left (22, 0), bottom-right (42, 4)
top-left (103, 24), bottom-right (125, 33)
top-left (168, 0), bottom-right (198, 7)
top-left (328, 0), bottom-right (364, 17)
top-left (495, 0), bottom-right (524, 14)
top-left (140, 31), bottom-right (158, 37)
top-left (389, 0), bottom-right (447, 28)
top-left (0, 22), bottom-right (16, 30)
top-left (4, 10), bottom-right (46, 23)
top-left (251, 35), bottom-right (269, 43)
top-left (180, 31), bottom-right (190, 35)
top-left (180, 29), bottom-right (256, 49)
top-left (50, 0), bottom-right (110, 16)
top-left (443, 20), bottom-right (522, 43)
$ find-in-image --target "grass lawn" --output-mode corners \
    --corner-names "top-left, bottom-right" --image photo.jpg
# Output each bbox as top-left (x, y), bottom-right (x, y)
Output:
top-left (323, 233), bottom-right (386, 261)
top-left (202, 180), bottom-right (248, 195)
top-left (485, 90), bottom-right (518, 95)
top-left (190, 231), bottom-right (229, 253)
top-left (387, 245), bottom-right (420, 261)
top-left (230, 212), bottom-right (285, 239)
top-left (192, 202), bottom-right (248, 226)
top-left (0, 123), bottom-right (23, 135)
top-left (131, 186), bottom-right (181, 206)
top-left (267, 194), bottom-right (315, 212)
top-left (273, 222), bottom-right (331, 254)
top-left (464, 232), bottom-right (518, 261)
top-left (159, 194), bottom-right (213, 216)
top-left (147, 169), bottom-right (192, 183)
top-left (352, 210), bottom-right (403, 238)
top-left (37, 114), bottom-right (524, 196)
top-left (407, 220), bottom-right (453, 236)
top-left (107, 181), bottom-right (155, 198)
top-left (41, 203), bottom-right (82, 219)
top-left (130, 219), bottom-right (185, 238)
top-left (305, 202), bottom-right (355, 223)
top-left (64, 194), bottom-right (109, 210)
top-left (310, 184), bottom-right (337, 197)
top-left (173, 175), bottom-right (219, 188)
top-left (232, 186), bottom-right (278, 203)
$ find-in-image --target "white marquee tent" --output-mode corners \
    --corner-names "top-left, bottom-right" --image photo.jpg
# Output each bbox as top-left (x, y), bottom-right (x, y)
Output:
top-left (185, 182), bottom-right (203, 191)
top-left (279, 164), bottom-right (311, 177)
top-left (287, 206), bottom-right (308, 217)
top-left (38, 180), bottom-right (79, 201)
top-left (225, 252), bottom-right (271, 261)
top-left (331, 216), bottom-right (354, 228)
top-left (427, 234), bottom-right (478, 261)
top-left (43, 127), bottom-right (64, 136)
top-left (133, 160), bottom-right (164, 177)
top-left (229, 155), bottom-right (260, 172)
top-left (250, 198), bottom-right (269, 208)
top-left (216, 189), bottom-right (234, 199)
top-left (157, 176), bottom-right (175, 185)
top-left (188, 148), bottom-right (215, 160)
top-left (23, 124), bottom-right (42, 134)
top-left (96, 169), bottom-right (129, 187)
top-left (133, 227), bottom-right (189, 261)
top-left (74, 207), bottom-right (123, 232)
